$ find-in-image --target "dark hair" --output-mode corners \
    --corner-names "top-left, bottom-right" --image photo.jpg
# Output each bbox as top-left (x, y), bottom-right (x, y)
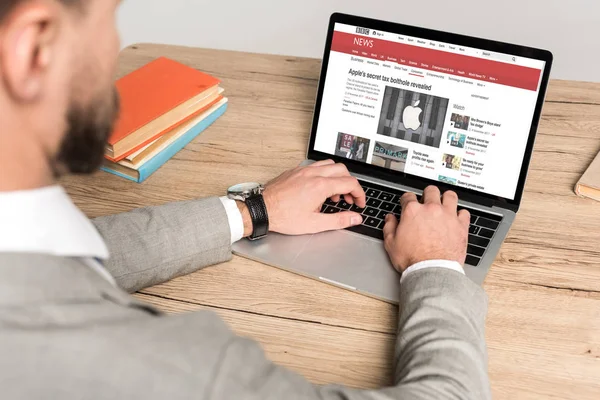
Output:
top-left (0, 0), bottom-right (80, 22)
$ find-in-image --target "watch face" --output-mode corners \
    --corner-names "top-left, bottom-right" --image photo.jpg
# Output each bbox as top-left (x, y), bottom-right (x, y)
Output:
top-left (228, 183), bottom-right (264, 202)
top-left (229, 182), bottom-right (261, 195)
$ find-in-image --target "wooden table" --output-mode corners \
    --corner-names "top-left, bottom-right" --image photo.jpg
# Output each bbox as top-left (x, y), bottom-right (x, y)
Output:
top-left (62, 44), bottom-right (600, 399)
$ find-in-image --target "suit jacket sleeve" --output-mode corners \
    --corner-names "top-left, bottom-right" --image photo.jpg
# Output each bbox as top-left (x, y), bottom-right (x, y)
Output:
top-left (204, 268), bottom-right (491, 400)
top-left (92, 197), bottom-right (232, 293)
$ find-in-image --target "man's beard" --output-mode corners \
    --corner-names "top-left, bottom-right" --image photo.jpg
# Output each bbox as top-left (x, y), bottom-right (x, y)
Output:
top-left (54, 88), bottom-right (120, 176)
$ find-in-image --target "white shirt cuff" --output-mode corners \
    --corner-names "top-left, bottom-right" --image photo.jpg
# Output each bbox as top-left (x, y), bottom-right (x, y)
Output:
top-left (400, 260), bottom-right (465, 284)
top-left (219, 197), bottom-right (244, 244)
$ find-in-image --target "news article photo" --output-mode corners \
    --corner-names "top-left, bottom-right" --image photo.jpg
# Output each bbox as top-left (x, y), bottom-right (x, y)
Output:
top-left (334, 132), bottom-right (370, 162)
top-left (442, 153), bottom-right (462, 171)
top-left (371, 141), bottom-right (409, 172)
top-left (438, 175), bottom-right (457, 185)
top-left (447, 131), bottom-right (467, 148)
top-left (450, 113), bottom-right (471, 130)
top-left (377, 86), bottom-right (449, 148)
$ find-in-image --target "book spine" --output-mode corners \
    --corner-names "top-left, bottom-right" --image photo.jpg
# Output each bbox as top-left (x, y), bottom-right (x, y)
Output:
top-left (110, 95), bottom-right (224, 162)
top-left (137, 103), bottom-right (228, 183)
top-left (100, 166), bottom-right (140, 182)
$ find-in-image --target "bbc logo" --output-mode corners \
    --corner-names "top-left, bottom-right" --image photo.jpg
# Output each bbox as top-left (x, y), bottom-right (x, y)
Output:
top-left (356, 27), bottom-right (370, 35)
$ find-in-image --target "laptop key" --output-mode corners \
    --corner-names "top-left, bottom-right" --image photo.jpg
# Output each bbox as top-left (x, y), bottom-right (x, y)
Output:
top-left (470, 214), bottom-right (478, 224)
top-left (346, 224), bottom-right (383, 241)
top-left (393, 205), bottom-right (402, 214)
top-left (325, 198), bottom-right (337, 206)
top-left (363, 207), bottom-right (379, 217)
top-left (476, 217), bottom-right (500, 230)
top-left (471, 210), bottom-right (502, 222)
top-left (465, 255), bottom-right (481, 267)
top-left (377, 210), bottom-right (390, 220)
top-left (469, 234), bottom-right (490, 248)
top-left (366, 198), bottom-right (382, 208)
top-left (467, 244), bottom-right (485, 257)
top-left (391, 194), bottom-right (403, 204)
top-left (380, 202), bottom-right (395, 212)
top-left (379, 192), bottom-right (394, 202)
top-left (320, 204), bottom-right (327, 213)
top-left (364, 217), bottom-right (382, 228)
top-left (350, 204), bottom-right (365, 213)
top-left (378, 219), bottom-right (387, 229)
top-left (337, 200), bottom-right (352, 210)
top-left (365, 189), bottom-right (381, 198)
top-left (323, 206), bottom-right (340, 214)
top-left (479, 227), bottom-right (494, 239)
top-left (469, 225), bottom-right (481, 235)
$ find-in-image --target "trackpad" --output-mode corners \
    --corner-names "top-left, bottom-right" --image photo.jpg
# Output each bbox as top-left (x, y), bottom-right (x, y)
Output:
top-left (232, 232), bottom-right (312, 266)
top-left (292, 230), bottom-right (400, 303)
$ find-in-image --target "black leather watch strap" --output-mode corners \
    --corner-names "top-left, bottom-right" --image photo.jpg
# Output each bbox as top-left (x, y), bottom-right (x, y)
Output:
top-left (246, 194), bottom-right (269, 240)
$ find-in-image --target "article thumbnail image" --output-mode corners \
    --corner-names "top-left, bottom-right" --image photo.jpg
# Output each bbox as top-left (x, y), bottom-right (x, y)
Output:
top-left (371, 142), bottom-right (409, 172)
top-left (438, 175), bottom-right (457, 185)
top-left (450, 113), bottom-right (471, 130)
top-left (447, 131), bottom-right (466, 148)
top-left (377, 86), bottom-right (449, 149)
top-left (334, 133), bottom-right (370, 163)
top-left (442, 154), bottom-right (462, 171)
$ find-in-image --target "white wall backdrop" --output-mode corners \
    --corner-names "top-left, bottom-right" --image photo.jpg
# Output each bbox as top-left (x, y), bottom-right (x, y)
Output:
top-left (117, 0), bottom-right (599, 82)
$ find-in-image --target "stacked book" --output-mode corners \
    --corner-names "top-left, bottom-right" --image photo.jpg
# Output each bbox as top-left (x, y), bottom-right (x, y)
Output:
top-left (102, 57), bottom-right (227, 182)
top-left (575, 150), bottom-right (600, 202)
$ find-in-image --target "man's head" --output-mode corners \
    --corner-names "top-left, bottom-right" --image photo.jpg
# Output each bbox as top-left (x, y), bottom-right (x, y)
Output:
top-left (0, 0), bottom-right (121, 189)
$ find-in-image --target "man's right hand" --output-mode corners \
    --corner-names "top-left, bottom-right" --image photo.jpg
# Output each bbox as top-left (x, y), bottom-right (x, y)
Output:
top-left (237, 160), bottom-right (367, 237)
top-left (383, 186), bottom-right (470, 273)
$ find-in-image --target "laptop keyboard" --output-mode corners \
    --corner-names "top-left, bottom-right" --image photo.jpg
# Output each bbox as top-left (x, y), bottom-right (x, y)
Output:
top-left (320, 180), bottom-right (502, 267)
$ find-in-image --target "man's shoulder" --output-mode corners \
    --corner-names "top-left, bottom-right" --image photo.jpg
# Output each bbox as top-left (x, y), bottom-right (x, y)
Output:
top-left (0, 252), bottom-right (103, 287)
top-left (0, 296), bottom-right (235, 399)
top-left (0, 252), bottom-right (79, 265)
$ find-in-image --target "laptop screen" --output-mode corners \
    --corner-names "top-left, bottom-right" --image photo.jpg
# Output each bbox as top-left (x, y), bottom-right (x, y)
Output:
top-left (313, 22), bottom-right (547, 201)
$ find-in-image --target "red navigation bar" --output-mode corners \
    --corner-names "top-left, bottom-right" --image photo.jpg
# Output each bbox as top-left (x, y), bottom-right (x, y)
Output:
top-left (331, 31), bottom-right (542, 91)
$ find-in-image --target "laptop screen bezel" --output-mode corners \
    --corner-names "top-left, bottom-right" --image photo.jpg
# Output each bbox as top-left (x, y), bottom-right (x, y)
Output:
top-left (306, 13), bottom-right (553, 211)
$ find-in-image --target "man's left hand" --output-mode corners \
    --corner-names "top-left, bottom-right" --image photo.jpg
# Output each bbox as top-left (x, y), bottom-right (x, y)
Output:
top-left (238, 160), bottom-right (366, 236)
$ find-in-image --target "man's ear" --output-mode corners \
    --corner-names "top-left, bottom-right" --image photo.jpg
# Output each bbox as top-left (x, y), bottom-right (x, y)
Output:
top-left (0, 1), bottom-right (59, 102)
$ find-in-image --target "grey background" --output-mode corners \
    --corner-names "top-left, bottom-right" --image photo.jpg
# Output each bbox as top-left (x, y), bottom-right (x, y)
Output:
top-left (117, 0), bottom-right (599, 82)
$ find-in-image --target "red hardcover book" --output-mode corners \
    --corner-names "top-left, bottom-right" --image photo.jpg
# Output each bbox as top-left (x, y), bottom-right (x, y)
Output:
top-left (106, 57), bottom-right (220, 162)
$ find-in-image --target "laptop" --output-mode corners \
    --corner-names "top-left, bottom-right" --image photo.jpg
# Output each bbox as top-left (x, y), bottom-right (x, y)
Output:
top-left (233, 13), bottom-right (553, 303)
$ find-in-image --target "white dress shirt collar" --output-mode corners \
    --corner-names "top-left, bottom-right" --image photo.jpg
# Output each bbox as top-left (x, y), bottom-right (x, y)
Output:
top-left (0, 185), bottom-right (109, 260)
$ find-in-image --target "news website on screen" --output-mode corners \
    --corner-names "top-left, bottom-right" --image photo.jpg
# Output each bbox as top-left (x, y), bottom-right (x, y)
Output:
top-left (314, 23), bottom-right (546, 200)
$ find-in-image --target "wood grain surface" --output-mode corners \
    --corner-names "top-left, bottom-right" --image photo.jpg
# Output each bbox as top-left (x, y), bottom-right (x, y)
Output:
top-left (61, 44), bottom-right (600, 399)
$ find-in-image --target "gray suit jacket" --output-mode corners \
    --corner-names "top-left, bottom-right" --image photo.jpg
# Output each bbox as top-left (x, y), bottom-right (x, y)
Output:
top-left (0, 197), bottom-right (490, 399)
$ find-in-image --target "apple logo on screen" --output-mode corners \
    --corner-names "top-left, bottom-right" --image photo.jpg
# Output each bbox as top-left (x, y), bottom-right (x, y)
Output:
top-left (403, 100), bottom-right (423, 130)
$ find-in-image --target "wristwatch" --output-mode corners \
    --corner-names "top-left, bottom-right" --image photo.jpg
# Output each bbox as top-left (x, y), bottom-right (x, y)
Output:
top-left (227, 183), bottom-right (269, 241)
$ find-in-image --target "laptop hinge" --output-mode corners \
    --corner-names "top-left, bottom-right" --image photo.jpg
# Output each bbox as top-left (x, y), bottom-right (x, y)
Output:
top-left (496, 201), bottom-right (519, 213)
top-left (459, 192), bottom-right (494, 208)
top-left (458, 194), bottom-right (518, 213)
